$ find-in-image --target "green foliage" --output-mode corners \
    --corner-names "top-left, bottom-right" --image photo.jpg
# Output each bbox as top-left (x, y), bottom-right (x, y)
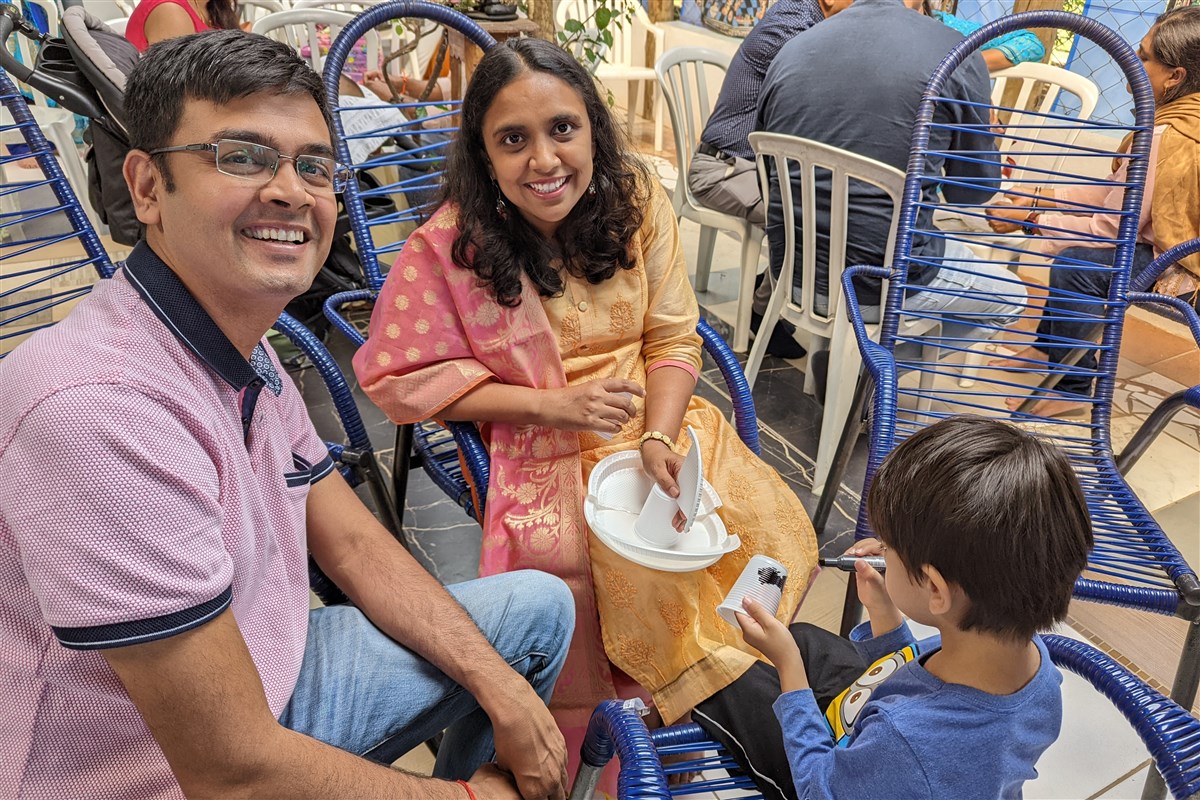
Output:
top-left (556, 0), bottom-right (636, 106)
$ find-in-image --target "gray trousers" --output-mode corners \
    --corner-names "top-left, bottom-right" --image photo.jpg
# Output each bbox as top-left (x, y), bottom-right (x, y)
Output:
top-left (686, 150), bottom-right (772, 314)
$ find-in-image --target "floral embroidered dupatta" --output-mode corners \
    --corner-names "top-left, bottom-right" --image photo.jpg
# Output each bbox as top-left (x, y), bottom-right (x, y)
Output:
top-left (352, 205), bottom-right (615, 729)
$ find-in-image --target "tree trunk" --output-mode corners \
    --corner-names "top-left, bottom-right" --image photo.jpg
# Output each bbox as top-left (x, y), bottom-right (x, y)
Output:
top-left (525, 0), bottom-right (554, 42)
top-left (1012, 0), bottom-right (1067, 62)
top-left (647, 0), bottom-right (674, 22)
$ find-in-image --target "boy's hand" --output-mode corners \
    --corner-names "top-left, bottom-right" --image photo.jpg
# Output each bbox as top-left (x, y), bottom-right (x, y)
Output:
top-left (845, 539), bottom-right (903, 635)
top-left (735, 598), bottom-right (809, 692)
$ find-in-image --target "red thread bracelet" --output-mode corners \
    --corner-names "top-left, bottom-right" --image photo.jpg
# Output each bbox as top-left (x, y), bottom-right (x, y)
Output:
top-left (455, 779), bottom-right (478, 800)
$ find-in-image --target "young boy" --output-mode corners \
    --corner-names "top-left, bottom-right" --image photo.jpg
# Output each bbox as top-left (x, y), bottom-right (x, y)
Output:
top-left (695, 416), bottom-right (1093, 800)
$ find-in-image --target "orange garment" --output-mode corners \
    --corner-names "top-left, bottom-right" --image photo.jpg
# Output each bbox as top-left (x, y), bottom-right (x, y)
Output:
top-left (1149, 93), bottom-right (1200, 282)
top-left (354, 182), bottom-right (818, 755)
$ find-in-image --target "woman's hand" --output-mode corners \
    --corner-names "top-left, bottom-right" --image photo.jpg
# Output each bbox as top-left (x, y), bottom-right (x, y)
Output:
top-left (736, 598), bottom-right (809, 692)
top-left (641, 439), bottom-right (684, 506)
top-left (362, 69), bottom-right (393, 102)
top-left (538, 379), bottom-right (643, 433)
top-left (987, 199), bottom-right (1034, 234)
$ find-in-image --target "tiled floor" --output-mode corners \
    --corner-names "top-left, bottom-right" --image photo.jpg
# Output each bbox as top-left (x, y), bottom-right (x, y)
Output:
top-left (288, 135), bottom-right (1200, 796)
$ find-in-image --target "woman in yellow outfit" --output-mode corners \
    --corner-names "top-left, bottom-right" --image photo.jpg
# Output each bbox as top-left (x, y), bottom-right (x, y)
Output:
top-left (353, 36), bottom-right (818, 785)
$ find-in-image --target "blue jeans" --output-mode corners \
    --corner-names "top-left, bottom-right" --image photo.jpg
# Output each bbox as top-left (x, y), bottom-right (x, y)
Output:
top-left (1034, 244), bottom-right (1157, 396)
top-left (279, 570), bottom-right (574, 779)
top-left (905, 240), bottom-right (1028, 341)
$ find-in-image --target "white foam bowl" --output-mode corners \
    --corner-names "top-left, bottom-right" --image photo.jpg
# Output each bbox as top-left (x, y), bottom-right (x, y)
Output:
top-left (585, 451), bottom-right (739, 572)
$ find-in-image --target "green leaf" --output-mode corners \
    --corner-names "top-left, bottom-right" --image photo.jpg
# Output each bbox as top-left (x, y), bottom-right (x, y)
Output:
top-left (595, 6), bottom-right (612, 29)
top-left (557, 31), bottom-right (569, 42)
top-left (601, 29), bottom-right (613, 47)
top-left (564, 18), bottom-right (584, 33)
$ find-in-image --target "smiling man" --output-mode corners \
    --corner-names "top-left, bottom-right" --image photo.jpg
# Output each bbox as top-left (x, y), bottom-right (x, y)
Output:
top-left (0, 30), bottom-right (573, 800)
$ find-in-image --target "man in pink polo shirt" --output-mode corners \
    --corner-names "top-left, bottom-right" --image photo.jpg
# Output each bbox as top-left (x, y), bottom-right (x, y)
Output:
top-left (0, 30), bottom-right (573, 800)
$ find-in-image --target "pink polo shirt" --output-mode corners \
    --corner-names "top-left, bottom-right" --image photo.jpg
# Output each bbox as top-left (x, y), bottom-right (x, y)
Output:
top-left (0, 242), bottom-right (333, 798)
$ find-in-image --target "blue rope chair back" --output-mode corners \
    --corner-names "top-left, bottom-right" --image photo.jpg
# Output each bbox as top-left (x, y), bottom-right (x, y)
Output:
top-left (322, 0), bottom-right (494, 292)
top-left (843, 12), bottom-right (1198, 612)
top-left (0, 67), bottom-right (113, 361)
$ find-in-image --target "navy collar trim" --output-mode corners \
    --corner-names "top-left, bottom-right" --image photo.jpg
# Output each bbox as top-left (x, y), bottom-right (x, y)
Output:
top-left (123, 241), bottom-right (281, 396)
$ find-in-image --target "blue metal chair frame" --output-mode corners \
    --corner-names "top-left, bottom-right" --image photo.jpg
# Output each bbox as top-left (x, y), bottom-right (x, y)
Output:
top-left (0, 66), bottom-right (113, 361)
top-left (571, 634), bottom-right (1200, 800)
top-left (1115, 237), bottom-right (1200, 475)
top-left (827, 11), bottom-right (1200, 778)
top-left (306, 1), bottom-right (496, 524)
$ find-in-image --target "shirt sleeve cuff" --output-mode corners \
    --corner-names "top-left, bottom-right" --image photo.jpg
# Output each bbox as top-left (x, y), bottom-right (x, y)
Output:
top-left (51, 585), bottom-right (232, 650)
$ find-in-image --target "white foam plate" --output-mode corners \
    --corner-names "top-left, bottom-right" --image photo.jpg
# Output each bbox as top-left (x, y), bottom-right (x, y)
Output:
top-left (585, 451), bottom-right (738, 572)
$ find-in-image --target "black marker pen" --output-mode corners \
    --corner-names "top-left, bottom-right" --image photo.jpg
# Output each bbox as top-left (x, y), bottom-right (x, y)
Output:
top-left (819, 556), bottom-right (886, 572)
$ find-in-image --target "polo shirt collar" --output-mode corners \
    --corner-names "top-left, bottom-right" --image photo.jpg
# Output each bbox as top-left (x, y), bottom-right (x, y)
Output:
top-left (123, 241), bottom-right (283, 397)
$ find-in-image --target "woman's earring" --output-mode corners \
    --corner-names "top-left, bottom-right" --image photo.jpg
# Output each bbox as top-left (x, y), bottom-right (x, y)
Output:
top-left (493, 181), bottom-right (508, 220)
top-left (587, 180), bottom-right (597, 197)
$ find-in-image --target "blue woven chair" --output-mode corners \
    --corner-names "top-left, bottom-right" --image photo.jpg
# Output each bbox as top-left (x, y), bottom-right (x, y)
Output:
top-left (0, 66), bottom-right (113, 361)
top-left (570, 634), bottom-right (1200, 800)
top-left (825, 7), bottom-right (1199, 754)
top-left (300, 0), bottom-right (496, 523)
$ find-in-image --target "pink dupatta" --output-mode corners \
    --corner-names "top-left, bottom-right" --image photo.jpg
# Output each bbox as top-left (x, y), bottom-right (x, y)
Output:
top-left (352, 205), bottom-right (616, 732)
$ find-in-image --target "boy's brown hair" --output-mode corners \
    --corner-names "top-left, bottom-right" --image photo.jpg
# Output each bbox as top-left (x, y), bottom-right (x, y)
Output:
top-left (867, 416), bottom-right (1092, 641)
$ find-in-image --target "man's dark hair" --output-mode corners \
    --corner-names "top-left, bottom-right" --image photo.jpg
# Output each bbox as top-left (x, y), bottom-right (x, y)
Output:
top-left (867, 416), bottom-right (1092, 641)
top-left (125, 30), bottom-right (331, 189)
top-left (442, 37), bottom-right (650, 308)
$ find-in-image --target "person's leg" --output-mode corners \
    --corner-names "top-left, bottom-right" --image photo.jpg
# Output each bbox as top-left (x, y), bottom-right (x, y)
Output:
top-left (278, 570), bottom-right (573, 779)
top-left (686, 152), bottom-right (764, 225)
top-left (692, 623), bottom-right (870, 800)
top-left (1009, 244), bottom-right (1154, 399)
top-left (905, 241), bottom-right (1028, 342)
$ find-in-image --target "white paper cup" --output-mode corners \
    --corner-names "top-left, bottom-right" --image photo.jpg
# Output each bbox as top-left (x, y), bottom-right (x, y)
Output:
top-left (633, 484), bottom-right (680, 547)
top-left (717, 555), bottom-right (788, 628)
top-left (595, 392), bottom-right (637, 441)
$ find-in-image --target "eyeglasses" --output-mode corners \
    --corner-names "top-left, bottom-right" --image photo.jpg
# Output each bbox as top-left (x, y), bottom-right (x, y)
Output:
top-left (148, 138), bottom-right (352, 194)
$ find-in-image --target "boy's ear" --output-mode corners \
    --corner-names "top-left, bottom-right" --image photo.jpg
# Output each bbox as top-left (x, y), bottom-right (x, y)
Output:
top-left (921, 564), bottom-right (961, 618)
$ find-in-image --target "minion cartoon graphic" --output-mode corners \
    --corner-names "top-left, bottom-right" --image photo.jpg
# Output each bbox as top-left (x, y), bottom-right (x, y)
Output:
top-left (824, 643), bottom-right (922, 746)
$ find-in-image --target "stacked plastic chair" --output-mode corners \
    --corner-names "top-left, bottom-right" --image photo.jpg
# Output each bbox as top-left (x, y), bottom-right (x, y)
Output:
top-left (816, 10), bottom-right (1199, 796)
top-left (570, 634), bottom-right (1200, 800)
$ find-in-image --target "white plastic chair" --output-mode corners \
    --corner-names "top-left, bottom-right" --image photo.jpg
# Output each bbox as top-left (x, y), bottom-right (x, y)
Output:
top-left (251, 8), bottom-right (380, 75)
top-left (991, 62), bottom-right (1100, 185)
top-left (949, 62), bottom-right (1099, 386)
top-left (746, 131), bottom-right (938, 496)
top-left (656, 47), bottom-right (763, 352)
top-left (239, 0), bottom-right (287, 28)
top-left (103, 16), bottom-right (129, 36)
top-left (290, 0), bottom-right (423, 77)
top-left (557, 0), bottom-right (663, 152)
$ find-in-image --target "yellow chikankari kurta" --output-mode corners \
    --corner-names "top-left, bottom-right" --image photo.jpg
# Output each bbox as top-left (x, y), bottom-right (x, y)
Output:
top-left (542, 184), bottom-right (819, 724)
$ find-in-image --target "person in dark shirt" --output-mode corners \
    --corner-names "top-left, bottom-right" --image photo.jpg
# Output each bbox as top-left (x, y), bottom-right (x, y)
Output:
top-left (757, 0), bottom-right (1025, 345)
top-left (687, 0), bottom-right (835, 359)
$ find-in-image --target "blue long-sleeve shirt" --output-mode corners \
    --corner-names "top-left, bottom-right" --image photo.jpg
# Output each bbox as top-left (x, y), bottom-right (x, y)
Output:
top-left (938, 11), bottom-right (1046, 66)
top-left (773, 622), bottom-right (1062, 799)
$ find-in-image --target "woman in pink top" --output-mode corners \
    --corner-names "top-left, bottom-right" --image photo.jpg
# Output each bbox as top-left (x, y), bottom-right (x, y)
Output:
top-left (125, 0), bottom-right (238, 53)
top-left (987, 6), bottom-right (1200, 417)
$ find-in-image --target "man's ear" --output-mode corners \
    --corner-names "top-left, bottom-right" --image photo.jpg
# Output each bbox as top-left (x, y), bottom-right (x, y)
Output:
top-left (123, 149), bottom-right (165, 227)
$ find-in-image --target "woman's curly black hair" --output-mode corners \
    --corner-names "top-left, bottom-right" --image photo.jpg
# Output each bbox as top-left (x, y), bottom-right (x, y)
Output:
top-left (441, 37), bottom-right (650, 307)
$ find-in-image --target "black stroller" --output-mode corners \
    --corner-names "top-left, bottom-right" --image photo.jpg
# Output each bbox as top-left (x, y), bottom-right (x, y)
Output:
top-left (0, 2), bottom-right (385, 337)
